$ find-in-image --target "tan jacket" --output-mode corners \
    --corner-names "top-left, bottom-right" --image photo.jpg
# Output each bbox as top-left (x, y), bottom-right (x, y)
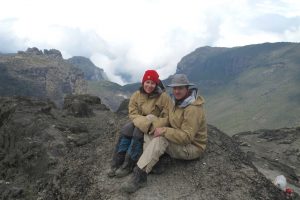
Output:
top-left (129, 89), bottom-right (171, 133)
top-left (162, 96), bottom-right (207, 151)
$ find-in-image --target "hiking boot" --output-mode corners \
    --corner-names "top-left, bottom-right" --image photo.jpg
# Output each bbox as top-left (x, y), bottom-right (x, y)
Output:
top-left (107, 152), bottom-right (125, 178)
top-left (151, 159), bottom-right (165, 174)
top-left (115, 154), bottom-right (136, 178)
top-left (107, 166), bottom-right (118, 177)
top-left (121, 166), bottom-right (147, 193)
top-left (150, 153), bottom-right (169, 174)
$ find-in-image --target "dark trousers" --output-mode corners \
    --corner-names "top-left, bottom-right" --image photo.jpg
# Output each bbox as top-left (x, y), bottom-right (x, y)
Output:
top-left (114, 122), bottom-right (143, 161)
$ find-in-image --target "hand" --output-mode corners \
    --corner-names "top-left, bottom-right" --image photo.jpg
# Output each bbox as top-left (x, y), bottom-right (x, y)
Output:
top-left (146, 114), bottom-right (157, 122)
top-left (154, 127), bottom-right (165, 137)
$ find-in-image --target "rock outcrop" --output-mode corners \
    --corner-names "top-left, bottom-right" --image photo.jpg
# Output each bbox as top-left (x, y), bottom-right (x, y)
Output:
top-left (63, 94), bottom-right (108, 117)
top-left (0, 47), bottom-right (87, 106)
top-left (0, 96), bottom-right (293, 200)
top-left (233, 128), bottom-right (300, 195)
top-left (67, 56), bottom-right (108, 81)
top-left (43, 49), bottom-right (63, 59)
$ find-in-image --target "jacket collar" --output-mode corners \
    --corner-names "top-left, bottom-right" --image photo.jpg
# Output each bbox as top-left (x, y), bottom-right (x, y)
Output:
top-left (173, 88), bottom-right (198, 108)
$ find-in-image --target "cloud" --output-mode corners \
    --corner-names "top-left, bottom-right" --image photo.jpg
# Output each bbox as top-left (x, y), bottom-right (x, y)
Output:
top-left (0, 18), bottom-right (27, 53)
top-left (1, 0), bottom-right (300, 84)
top-left (249, 14), bottom-right (300, 33)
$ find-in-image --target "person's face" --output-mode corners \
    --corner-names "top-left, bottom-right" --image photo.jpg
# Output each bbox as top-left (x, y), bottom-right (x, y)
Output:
top-left (172, 86), bottom-right (188, 100)
top-left (143, 80), bottom-right (156, 94)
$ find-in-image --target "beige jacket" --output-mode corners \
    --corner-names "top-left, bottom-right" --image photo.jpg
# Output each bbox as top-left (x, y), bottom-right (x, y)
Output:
top-left (161, 94), bottom-right (207, 151)
top-left (128, 89), bottom-right (171, 133)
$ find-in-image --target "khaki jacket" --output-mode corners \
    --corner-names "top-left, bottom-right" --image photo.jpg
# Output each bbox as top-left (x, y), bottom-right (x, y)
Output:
top-left (128, 89), bottom-right (171, 133)
top-left (162, 95), bottom-right (207, 151)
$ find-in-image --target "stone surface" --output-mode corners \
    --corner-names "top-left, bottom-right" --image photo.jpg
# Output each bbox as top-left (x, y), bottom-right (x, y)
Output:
top-left (0, 47), bottom-right (87, 107)
top-left (233, 128), bottom-right (300, 195)
top-left (0, 96), bottom-right (293, 199)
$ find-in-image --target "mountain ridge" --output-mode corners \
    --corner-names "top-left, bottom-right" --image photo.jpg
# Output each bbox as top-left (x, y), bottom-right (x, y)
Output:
top-left (174, 42), bottom-right (300, 134)
top-left (0, 47), bottom-right (87, 106)
top-left (67, 56), bottom-right (108, 81)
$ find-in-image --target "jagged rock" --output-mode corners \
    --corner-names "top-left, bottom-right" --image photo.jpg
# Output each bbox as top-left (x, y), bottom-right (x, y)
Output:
top-left (17, 50), bottom-right (25, 55)
top-left (25, 47), bottom-right (43, 55)
top-left (63, 94), bottom-right (108, 117)
top-left (67, 56), bottom-right (108, 81)
top-left (0, 97), bottom-right (293, 199)
top-left (116, 99), bottom-right (129, 115)
top-left (0, 52), bottom-right (87, 106)
top-left (64, 99), bottom-right (93, 117)
top-left (44, 49), bottom-right (63, 59)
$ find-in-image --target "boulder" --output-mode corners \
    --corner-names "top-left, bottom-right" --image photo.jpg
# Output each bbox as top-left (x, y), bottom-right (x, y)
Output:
top-left (116, 99), bottom-right (129, 115)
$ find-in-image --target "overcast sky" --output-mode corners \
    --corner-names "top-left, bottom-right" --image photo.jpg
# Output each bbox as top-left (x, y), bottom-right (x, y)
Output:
top-left (1, 0), bottom-right (300, 84)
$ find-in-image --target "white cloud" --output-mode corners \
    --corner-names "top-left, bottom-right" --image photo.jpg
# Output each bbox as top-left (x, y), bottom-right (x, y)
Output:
top-left (1, 0), bottom-right (300, 84)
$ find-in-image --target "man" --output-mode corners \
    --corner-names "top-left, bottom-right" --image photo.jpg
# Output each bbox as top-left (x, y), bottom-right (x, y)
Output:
top-left (121, 74), bottom-right (208, 193)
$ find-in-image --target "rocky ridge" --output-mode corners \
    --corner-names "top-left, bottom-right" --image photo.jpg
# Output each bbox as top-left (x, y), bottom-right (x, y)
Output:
top-left (0, 96), bottom-right (295, 200)
top-left (67, 56), bottom-right (108, 81)
top-left (0, 47), bottom-right (87, 107)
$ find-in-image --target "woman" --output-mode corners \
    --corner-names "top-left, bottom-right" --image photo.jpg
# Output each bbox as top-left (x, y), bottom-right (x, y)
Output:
top-left (108, 69), bottom-right (171, 178)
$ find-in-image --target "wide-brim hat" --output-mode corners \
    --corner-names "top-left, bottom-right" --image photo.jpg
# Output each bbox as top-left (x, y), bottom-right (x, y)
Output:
top-left (167, 74), bottom-right (195, 87)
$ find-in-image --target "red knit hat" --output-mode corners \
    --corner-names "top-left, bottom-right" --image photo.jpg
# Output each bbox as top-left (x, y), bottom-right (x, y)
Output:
top-left (142, 70), bottom-right (159, 84)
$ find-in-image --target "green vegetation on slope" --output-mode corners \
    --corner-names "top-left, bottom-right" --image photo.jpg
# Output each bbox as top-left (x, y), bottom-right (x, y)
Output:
top-left (205, 62), bottom-right (300, 135)
top-left (177, 42), bottom-right (300, 135)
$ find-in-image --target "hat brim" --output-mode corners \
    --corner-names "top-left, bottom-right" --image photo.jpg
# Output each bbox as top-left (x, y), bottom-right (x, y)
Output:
top-left (167, 83), bottom-right (195, 87)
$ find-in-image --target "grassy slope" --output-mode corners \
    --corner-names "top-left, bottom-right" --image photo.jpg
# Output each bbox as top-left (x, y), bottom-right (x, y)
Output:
top-left (205, 61), bottom-right (300, 135)
top-left (175, 43), bottom-right (300, 135)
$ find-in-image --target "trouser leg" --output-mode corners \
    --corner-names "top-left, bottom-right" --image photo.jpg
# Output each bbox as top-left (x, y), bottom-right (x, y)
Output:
top-left (166, 142), bottom-right (203, 160)
top-left (137, 136), bottom-right (169, 173)
top-left (111, 122), bottom-right (135, 167)
top-left (143, 133), bottom-right (153, 151)
top-left (115, 126), bottom-right (144, 177)
top-left (127, 126), bottom-right (144, 161)
top-left (137, 136), bottom-right (203, 173)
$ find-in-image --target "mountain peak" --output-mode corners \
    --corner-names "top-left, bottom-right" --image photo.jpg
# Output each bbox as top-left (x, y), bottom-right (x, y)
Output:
top-left (67, 56), bottom-right (108, 81)
top-left (18, 47), bottom-right (63, 59)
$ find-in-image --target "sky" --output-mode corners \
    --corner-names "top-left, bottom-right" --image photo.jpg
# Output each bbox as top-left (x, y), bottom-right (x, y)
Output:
top-left (1, 0), bottom-right (300, 84)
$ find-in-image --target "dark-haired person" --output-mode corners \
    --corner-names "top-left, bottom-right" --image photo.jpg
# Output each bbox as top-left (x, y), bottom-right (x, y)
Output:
top-left (122, 74), bottom-right (207, 193)
top-left (107, 70), bottom-right (171, 178)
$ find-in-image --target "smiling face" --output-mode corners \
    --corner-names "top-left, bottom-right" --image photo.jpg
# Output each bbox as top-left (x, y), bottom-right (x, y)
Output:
top-left (143, 80), bottom-right (157, 94)
top-left (172, 86), bottom-right (189, 100)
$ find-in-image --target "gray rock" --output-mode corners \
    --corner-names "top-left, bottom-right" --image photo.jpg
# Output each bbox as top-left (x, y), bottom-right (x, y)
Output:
top-left (0, 97), bottom-right (290, 200)
top-left (25, 47), bottom-right (43, 55)
top-left (44, 49), bottom-right (63, 59)
top-left (0, 52), bottom-right (87, 107)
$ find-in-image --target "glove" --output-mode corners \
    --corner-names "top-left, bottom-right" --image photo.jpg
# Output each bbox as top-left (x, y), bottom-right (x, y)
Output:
top-left (146, 114), bottom-right (157, 122)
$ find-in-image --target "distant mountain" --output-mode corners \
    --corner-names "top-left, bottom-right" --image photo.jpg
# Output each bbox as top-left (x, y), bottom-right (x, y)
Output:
top-left (176, 42), bottom-right (300, 135)
top-left (87, 80), bottom-right (130, 111)
top-left (115, 42), bottom-right (300, 135)
top-left (0, 47), bottom-right (87, 106)
top-left (67, 56), bottom-right (108, 81)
